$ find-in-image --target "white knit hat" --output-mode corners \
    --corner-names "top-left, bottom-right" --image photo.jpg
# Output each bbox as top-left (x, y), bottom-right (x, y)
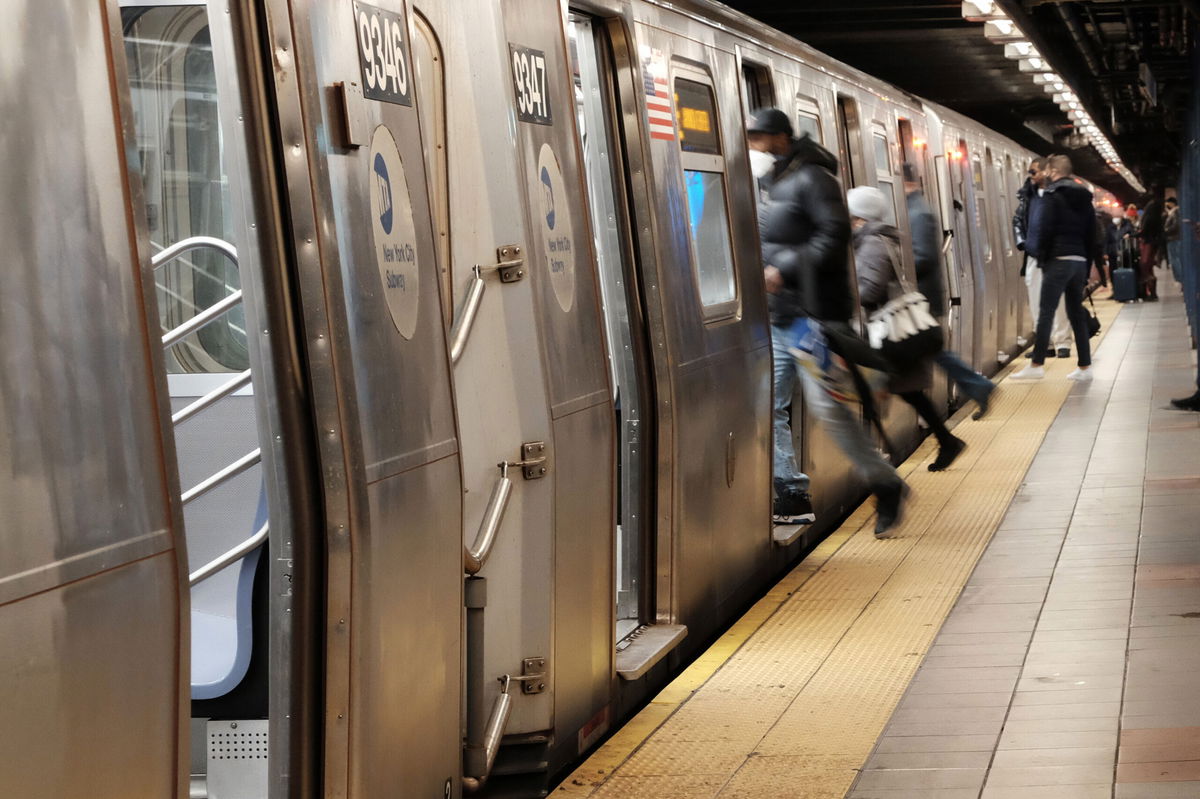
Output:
top-left (847, 185), bottom-right (887, 222)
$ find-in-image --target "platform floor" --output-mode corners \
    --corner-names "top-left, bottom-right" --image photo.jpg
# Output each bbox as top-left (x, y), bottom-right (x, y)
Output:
top-left (552, 288), bottom-right (1200, 799)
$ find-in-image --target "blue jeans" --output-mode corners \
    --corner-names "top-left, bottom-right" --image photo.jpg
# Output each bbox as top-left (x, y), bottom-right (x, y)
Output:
top-left (771, 325), bottom-right (809, 492)
top-left (1169, 240), bottom-right (1183, 284)
top-left (1034, 259), bottom-right (1091, 366)
top-left (934, 349), bottom-right (993, 404)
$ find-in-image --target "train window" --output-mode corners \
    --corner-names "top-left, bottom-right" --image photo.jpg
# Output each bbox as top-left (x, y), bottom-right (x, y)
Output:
top-left (675, 78), bottom-right (721, 156)
top-left (836, 95), bottom-right (865, 187)
top-left (971, 153), bottom-right (992, 262)
top-left (674, 72), bottom-right (738, 314)
top-left (796, 97), bottom-right (821, 144)
top-left (411, 13), bottom-right (452, 321)
top-left (873, 130), bottom-right (892, 176)
top-left (123, 6), bottom-right (246, 374)
top-left (740, 61), bottom-right (774, 113)
top-left (897, 118), bottom-right (923, 188)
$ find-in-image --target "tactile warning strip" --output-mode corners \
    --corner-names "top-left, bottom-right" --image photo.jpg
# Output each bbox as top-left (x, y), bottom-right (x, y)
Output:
top-left (551, 301), bottom-right (1123, 799)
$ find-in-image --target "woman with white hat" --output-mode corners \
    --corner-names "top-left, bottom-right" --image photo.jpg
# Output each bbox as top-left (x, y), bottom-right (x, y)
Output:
top-left (847, 186), bottom-right (967, 472)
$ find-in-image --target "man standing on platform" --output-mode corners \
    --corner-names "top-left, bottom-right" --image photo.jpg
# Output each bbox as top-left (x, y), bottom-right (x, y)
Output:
top-left (1012, 155), bottom-right (1096, 382)
top-left (1015, 157), bottom-right (1073, 359)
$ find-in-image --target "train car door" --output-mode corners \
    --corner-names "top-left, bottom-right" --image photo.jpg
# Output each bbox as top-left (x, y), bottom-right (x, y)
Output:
top-left (945, 137), bottom-right (982, 375)
top-left (409, 1), bottom-right (612, 786)
top-left (1, 4), bottom-right (189, 796)
top-left (598, 17), bottom-right (771, 645)
top-left (245, 0), bottom-right (466, 795)
top-left (495, 0), bottom-right (619, 772)
top-left (969, 145), bottom-right (1001, 374)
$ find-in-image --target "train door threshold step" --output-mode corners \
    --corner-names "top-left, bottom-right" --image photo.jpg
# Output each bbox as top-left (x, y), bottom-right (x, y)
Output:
top-left (614, 624), bottom-right (687, 681)
top-left (771, 522), bottom-right (809, 547)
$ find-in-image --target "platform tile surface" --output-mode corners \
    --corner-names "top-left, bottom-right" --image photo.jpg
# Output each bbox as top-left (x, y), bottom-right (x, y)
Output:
top-left (549, 291), bottom-right (1193, 797)
top-left (848, 288), bottom-right (1200, 798)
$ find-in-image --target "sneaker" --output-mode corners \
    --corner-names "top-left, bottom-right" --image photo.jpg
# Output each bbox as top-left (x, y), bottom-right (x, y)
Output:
top-left (1011, 364), bottom-right (1045, 380)
top-left (874, 481), bottom-right (910, 538)
top-left (1066, 368), bottom-right (1093, 382)
top-left (1056, 348), bottom-right (1071, 358)
top-left (1170, 392), bottom-right (1200, 412)
top-left (773, 489), bottom-right (816, 525)
top-left (929, 436), bottom-right (967, 472)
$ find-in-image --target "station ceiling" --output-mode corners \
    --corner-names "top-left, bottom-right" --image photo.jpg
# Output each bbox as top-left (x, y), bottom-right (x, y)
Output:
top-left (725, 0), bottom-right (1196, 200)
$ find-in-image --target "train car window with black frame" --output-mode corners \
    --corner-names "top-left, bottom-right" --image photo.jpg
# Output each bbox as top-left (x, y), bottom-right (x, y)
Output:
top-left (673, 69), bottom-right (739, 319)
top-left (796, 96), bottom-right (821, 145)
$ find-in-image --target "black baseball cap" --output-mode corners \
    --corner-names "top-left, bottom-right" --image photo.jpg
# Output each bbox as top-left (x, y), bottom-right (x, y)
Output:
top-left (746, 108), bottom-right (793, 137)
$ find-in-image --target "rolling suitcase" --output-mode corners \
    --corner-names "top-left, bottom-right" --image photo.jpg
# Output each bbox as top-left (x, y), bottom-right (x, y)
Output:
top-left (1111, 238), bottom-right (1139, 302)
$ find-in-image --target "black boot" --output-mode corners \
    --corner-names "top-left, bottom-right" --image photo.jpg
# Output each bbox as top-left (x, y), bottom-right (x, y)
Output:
top-left (1170, 392), bottom-right (1200, 412)
top-left (929, 436), bottom-right (967, 472)
top-left (873, 481), bottom-right (910, 539)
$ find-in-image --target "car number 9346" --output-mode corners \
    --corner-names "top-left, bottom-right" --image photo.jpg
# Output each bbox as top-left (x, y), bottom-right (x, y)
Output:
top-left (354, 1), bottom-right (412, 106)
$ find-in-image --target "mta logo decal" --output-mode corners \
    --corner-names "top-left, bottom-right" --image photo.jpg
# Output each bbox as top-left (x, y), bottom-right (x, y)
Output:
top-left (374, 152), bottom-right (393, 235)
top-left (541, 165), bottom-right (555, 231)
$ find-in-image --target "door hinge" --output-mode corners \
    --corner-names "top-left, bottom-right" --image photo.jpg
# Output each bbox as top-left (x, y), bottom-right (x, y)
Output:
top-left (508, 657), bottom-right (546, 695)
top-left (504, 441), bottom-right (548, 480)
top-left (480, 244), bottom-right (525, 283)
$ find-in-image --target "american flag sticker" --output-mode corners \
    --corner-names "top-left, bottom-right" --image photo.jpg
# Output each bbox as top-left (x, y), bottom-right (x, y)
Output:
top-left (641, 47), bottom-right (675, 142)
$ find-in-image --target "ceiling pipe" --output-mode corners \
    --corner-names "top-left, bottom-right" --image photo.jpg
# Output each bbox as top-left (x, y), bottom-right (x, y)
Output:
top-left (1054, 3), bottom-right (1117, 114)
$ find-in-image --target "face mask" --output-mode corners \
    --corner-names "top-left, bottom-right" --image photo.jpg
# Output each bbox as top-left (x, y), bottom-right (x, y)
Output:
top-left (749, 149), bottom-right (776, 179)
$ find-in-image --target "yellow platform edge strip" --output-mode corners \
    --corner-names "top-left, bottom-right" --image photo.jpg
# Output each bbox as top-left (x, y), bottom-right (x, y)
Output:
top-left (551, 300), bottom-right (1122, 799)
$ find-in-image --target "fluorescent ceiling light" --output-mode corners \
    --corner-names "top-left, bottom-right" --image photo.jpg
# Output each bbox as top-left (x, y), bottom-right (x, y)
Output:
top-left (963, 0), bottom-right (1007, 22)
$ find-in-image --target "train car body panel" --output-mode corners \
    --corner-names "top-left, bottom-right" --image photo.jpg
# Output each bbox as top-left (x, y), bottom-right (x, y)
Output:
top-left (0, 1), bottom-right (189, 796)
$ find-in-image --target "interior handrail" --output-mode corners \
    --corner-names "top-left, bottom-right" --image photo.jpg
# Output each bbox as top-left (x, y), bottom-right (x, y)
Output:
top-left (189, 520), bottom-right (269, 587)
top-left (162, 290), bottom-right (245, 349)
top-left (181, 448), bottom-right (262, 505)
top-left (151, 236), bottom-right (239, 271)
top-left (172, 369), bottom-right (253, 426)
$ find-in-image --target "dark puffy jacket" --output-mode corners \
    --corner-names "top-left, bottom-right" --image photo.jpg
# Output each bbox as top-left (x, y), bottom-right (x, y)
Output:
top-left (760, 136), bottom-right (853, 324)
top-left (905, 189), bottom-right (946, 317)
top-left (1036, 178), bottom-right (1096, 264)
top-left (1012, 178), bottom-right (1038, 251)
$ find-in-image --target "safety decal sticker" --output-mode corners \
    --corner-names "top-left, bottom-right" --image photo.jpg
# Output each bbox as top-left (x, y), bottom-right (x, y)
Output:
top-left (640, 46), bottom-right (675, 142)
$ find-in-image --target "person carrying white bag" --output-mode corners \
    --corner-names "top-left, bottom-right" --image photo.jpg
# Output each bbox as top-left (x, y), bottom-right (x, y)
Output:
top-left (848, 186), bottom-right (967, 473)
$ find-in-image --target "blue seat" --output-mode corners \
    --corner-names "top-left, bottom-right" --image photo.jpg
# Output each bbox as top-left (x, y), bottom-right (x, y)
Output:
top-left (190, 486), bottom-right (267, 701)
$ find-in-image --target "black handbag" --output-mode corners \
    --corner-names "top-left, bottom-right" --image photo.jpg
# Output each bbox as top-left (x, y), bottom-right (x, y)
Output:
top-left (1085, 293), bottom-right (1101, 338)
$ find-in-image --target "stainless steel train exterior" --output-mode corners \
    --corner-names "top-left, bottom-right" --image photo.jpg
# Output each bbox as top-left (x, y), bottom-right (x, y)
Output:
top-left (2, 1), bottom-right (1039, 797)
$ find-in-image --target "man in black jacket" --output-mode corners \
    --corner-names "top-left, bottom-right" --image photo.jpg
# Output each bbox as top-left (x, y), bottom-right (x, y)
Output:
top-left (1012, 155), bottom-right (1096, 382)
top-left (746, 109), bottom-right (816, 526)
top-left (749, 108), bottom-right (907, 537)
top-left (1012, 157), bottom-right (1045, 258)
top-left (904, 164), bottom-right (996, 419)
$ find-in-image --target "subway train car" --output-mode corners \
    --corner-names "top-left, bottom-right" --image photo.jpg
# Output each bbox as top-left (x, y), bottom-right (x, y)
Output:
top-left (2, 1), bottom-right (1040, 798)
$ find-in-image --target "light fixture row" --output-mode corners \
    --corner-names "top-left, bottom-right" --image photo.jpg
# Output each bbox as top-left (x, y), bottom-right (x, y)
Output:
top-left (962, 0), bottom-right (1146, 193)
